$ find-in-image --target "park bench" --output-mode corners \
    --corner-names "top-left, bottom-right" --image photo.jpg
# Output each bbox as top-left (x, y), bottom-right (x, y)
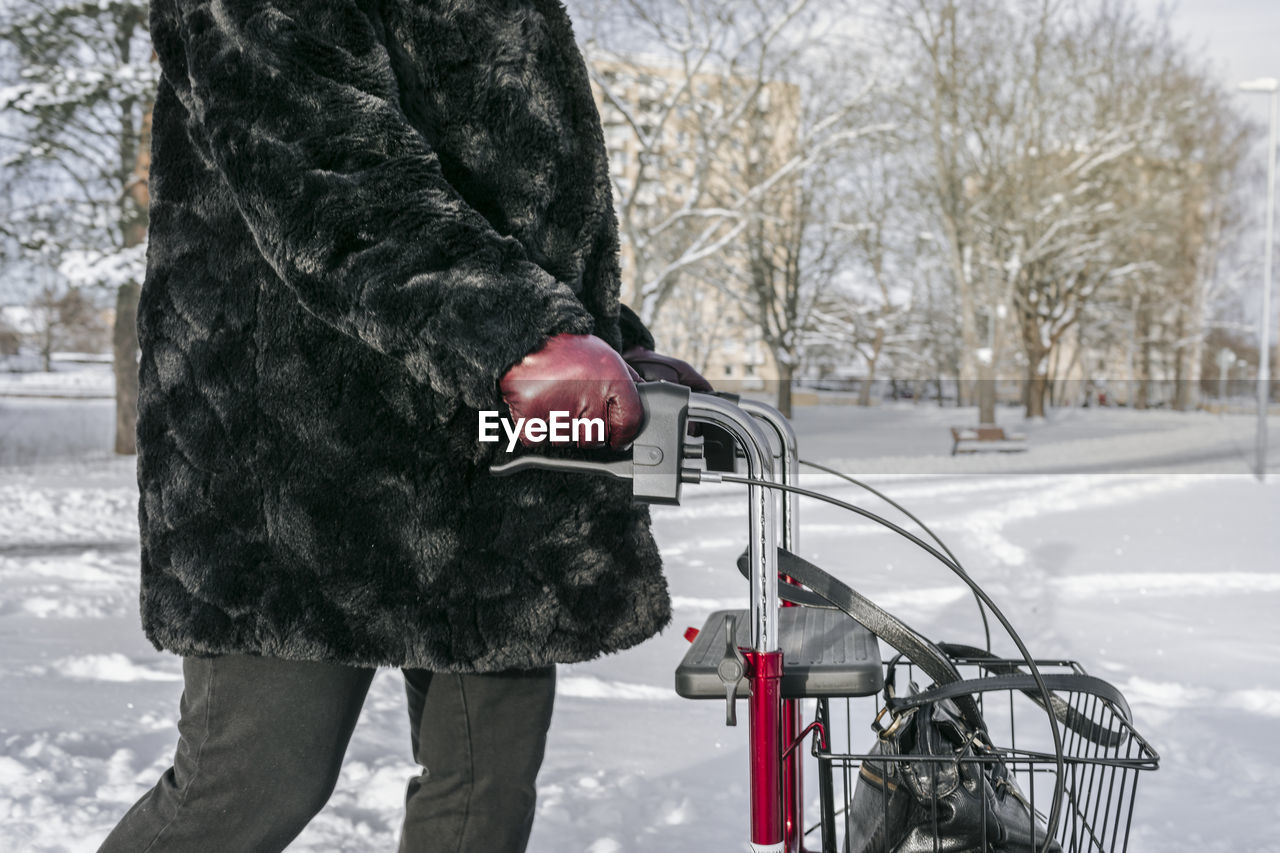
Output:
top-left (949, 424), bottom-right (1028, 456)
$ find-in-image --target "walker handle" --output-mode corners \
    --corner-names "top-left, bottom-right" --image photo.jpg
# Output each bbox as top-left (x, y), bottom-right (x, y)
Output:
top-left (489, 381), bottom-right (693, 505)
top-left (489, 384), bottom-right (781, 652)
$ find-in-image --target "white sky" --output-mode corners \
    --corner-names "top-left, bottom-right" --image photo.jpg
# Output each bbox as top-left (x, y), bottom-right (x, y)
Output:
top-left (1134, 0), bottom-right (1280, 125)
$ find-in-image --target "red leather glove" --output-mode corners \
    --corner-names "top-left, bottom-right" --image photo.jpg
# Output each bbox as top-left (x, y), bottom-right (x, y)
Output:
top-left (621, 345), bottom-right (714, 392)
top-left (500, 334), bottom-right (644, 450)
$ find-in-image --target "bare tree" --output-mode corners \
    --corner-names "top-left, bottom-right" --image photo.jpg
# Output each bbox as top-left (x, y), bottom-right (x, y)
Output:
top-left (26, 282), bottom-right (109, 371)
top-left (578, 0), bottom-right (886, 324)
top-left (832, 127), bottom-right (918, 406)
top-left (0, 0), bottom-right (153, 452)
top-left (876, 0), bottom-right (1252, 418)
top-left (728, 131), bottom-right (818, 416)
top-left (712, 43), bottom-right (890, 415)
top-left (651, 270), bottom-right (737, 375)
top-left (1046, 6), bottom-right (1253, 413)
top-left (876, 0), bottom-right (1054, 423)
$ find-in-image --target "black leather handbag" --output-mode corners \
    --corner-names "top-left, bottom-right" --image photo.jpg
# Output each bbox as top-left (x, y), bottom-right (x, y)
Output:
top-left (843, 668), bottom-right (1062, 853)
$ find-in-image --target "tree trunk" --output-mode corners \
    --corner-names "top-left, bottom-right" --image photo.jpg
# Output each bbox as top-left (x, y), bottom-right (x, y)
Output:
top-left (857, 368), bottom-right (873, 406)
top-left (1136, 317), bottom-right (1153, 410)
top-left (1173, 341), bottom-right (1190, 410)
top-left (978, 364), bottom-right (996, 424)
top-left (113, 282), bottom-right (140, 455)
top-left (114, 86), bottom-right (152, 455)
top-left (776, 362), bottom-right (794, 418)
top-left (41, 322), bottom-right (53, 373)
top-left (858, 324), bottom-right (885, 406)
top-left (1173, 311), bottom-right (1199, 411)
top-left (858, 351), bottom-right (880, 407)
top-left (1058, 330), bottom-right (1083, 407)
top-left (1132, 297), bottom-right (1150, 410)
top-left (1023, 337), bottom-right (1054, 418)
top-left (1026, 362), bottom-right (1048, 418)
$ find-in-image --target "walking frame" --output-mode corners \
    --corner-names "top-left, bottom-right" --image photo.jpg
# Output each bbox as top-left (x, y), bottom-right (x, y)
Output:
top-left (492, 382), bottom-right (1158, 852)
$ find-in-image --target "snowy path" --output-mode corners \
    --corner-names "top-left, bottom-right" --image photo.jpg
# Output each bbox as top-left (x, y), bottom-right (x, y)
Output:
top-left (1, 399), bottom-right (1278, 851)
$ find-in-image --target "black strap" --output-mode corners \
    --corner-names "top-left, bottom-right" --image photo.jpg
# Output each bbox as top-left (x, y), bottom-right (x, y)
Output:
top-left (886, 673), bottom-right (1131, 748)
top-left (737, 547), bottom-right (988, 734)
top-left (737, 547), bottom-right (1132, 747)
top-left (936, 645), bottom-right (1136, 732)
top-left (770, 576), bottom-right (839, 610)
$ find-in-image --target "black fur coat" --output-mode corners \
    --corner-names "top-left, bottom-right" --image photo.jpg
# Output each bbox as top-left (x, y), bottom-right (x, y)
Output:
top-left (139, 0), bottom-right (671, 671)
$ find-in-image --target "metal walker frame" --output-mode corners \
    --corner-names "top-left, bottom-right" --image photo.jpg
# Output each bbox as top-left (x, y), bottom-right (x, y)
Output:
top-left (493, 383), bottom-right (1158, 852)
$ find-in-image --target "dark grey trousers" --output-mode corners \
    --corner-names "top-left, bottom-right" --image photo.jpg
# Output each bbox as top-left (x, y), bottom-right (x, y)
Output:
top-left (95, 653), bottom-right (557, 853)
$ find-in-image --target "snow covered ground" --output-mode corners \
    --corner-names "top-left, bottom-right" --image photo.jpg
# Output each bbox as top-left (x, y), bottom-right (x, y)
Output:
top-left (0, 360), bottom-right (114, 400)
top-left (1, 392), bottom-right (1278, 852)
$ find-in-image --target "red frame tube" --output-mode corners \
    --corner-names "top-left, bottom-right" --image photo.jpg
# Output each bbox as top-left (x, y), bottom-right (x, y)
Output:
top-left (783, 699), bottom-right (803, 852)
top-left (780, 578), bottom-right (807, 853)
top-left (745, 649), bottom-right (785, 850)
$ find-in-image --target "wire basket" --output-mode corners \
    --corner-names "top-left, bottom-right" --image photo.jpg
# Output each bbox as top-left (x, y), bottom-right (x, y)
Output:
top-left (811, 656), bottom-right (1160, 853)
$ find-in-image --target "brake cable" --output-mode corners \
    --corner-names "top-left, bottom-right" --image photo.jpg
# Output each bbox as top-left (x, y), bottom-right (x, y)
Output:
top-left (797, 458), bottom-right (993, 654)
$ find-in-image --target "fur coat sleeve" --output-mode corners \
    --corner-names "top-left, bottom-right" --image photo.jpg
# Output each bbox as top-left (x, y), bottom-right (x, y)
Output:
top-left (169, 0), bottom-right (596, 409)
